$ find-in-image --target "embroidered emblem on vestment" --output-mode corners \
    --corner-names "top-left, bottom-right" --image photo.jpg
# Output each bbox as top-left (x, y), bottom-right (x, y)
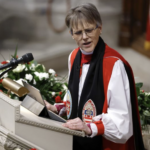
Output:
top-left (65, 90), bottom-right (72, 119)
top-left (82, 99), bottom-right (96, 123)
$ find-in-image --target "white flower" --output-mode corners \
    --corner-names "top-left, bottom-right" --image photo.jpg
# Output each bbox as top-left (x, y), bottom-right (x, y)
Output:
top-left (34, 72), bottom-right (41, 80)
top-left (25, 74), bottom-right (33, 82)
top-left (34, 72), bottom-right (49, 81)
top-left (48, 69), bottom-right (56, 76)
top-left (30, 63), bottom-right (36, 70)
top-left (13, 64), bottom-right (25, 73)
top-left (6, 60), bottom-right (10, 63)
top-left (33, 79), bottom-right (36, 85)
top-left (145, 92), bottom-right (150, 96)
top-left (15, 78), bottom-right (27, 86)
top-left (40, 73), bottom-right (49, 81)
top-left (25, 67), bottom-right (28, 71)
top-left (63, 84), bottom-right (68, 91)
top-left (34, 72), bottom-right (39, 76)
top-left (51, 92), bottom-right (55, 96)
top-left (42, 73), bottom-right (49, 79)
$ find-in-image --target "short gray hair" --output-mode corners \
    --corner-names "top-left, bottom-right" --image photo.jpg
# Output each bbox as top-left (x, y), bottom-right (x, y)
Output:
top-left (65, 3), bottom-right (102, 30)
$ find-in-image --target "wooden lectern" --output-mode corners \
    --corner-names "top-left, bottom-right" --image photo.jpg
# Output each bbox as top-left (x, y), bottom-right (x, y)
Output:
top-left (0, 92), bottom-right (85, 150)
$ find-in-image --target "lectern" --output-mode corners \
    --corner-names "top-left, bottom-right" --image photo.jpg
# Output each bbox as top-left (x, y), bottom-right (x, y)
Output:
top-left (0, 92), bottom-right (85, 150)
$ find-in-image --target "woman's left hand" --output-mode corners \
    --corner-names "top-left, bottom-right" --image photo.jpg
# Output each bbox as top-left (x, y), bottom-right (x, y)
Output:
top-left (62, 117), bottom-right (91, 135)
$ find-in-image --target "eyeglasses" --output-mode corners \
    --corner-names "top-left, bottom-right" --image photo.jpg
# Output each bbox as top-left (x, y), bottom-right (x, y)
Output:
top-left (71, 25), bottom-right (99, 40)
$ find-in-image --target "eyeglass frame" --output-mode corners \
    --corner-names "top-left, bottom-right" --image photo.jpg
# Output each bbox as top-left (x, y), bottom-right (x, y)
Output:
top-left (70, 25), bottom-right (99, 40)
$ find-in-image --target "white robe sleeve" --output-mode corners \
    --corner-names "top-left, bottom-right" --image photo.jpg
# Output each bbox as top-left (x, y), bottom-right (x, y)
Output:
top-left (90, 59), bottom-right (133, 144)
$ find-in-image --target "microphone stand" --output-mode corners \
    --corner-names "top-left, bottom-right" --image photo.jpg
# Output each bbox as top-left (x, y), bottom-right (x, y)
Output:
top-left (0, 58), bottom-right (18, 78)
top-left (0, 53), bottom-right (33, 79)
top-left (0, 66), bottom-right (17, 78)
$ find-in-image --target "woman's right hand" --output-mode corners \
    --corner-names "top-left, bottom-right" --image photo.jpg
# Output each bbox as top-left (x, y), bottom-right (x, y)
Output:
top-left (44, 100), bottom-right (58, 113)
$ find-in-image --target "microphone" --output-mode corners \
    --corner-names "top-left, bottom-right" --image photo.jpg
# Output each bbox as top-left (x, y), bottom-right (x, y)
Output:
top-left (0, 53), bottom-right (34, 70)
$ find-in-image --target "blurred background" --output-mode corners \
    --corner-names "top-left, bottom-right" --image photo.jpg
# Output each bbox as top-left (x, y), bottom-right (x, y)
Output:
top-left (0, 0), bottom-right (150, 91)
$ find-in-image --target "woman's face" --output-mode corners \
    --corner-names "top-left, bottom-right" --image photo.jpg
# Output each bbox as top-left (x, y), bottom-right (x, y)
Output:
top-left (71, 21), bottom-right (102, 53)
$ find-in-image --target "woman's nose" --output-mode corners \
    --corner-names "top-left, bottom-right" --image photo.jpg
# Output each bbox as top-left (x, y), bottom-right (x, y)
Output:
top-left (82, 31), bottom-right (88, 39)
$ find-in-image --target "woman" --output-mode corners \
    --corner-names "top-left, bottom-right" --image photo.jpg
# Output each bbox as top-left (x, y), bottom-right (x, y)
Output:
top-left (45, 3), bottom-right (145, 150)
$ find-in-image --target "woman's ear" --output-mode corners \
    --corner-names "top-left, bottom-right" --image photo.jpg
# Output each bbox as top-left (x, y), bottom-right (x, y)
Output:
top-left (99, 26), bottom-right (102, 35)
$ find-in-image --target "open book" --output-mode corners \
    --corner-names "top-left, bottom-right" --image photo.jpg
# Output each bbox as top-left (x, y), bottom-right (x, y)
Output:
top-left (21, 81), bottom-right (66, 123)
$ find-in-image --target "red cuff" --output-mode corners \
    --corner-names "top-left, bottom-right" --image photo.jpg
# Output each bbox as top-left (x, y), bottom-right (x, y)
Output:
top-left (55, 104), bottom-right (65, 113)
top-left (94, 120), bottom-right (104, 135)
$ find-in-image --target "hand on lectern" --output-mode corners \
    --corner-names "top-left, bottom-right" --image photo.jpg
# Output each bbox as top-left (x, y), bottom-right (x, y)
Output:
top-left (44, 100), bottom-right (58, 113)
top-left (62, 117), bottom-right (92, 135)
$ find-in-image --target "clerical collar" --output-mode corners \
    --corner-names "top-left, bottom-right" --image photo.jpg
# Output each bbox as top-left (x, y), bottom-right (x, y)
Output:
top-left (80, 48), bottom-right (94, 55)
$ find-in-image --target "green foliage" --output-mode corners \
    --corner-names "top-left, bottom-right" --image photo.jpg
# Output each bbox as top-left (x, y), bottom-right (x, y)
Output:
top-left (136, 83), bottom-right (150, 129)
